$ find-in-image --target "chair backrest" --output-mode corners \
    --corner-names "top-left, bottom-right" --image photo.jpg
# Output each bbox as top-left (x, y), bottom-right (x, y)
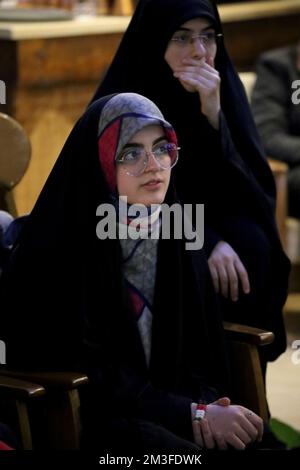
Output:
top-left (0, 113), bottom-right (31, 216)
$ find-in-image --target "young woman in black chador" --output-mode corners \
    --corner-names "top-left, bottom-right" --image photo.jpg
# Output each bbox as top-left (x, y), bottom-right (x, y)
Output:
top-left (92, 0), bottom-right (290, 364)
top-left (0, 93), bottom-right (263, 451)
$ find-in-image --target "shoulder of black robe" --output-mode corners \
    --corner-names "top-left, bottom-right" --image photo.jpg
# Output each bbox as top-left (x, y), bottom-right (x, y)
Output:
top-left (0, 93), bottom-right (230, 438)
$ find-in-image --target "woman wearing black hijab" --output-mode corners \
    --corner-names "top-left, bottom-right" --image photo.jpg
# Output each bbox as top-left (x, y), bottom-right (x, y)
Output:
top-left (0, 93), bottom-right (264, 451)
top-left (92, 0), bottom-right (290, 363)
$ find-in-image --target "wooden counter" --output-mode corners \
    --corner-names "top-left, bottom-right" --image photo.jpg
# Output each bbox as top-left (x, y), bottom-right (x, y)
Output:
top-left (0, 1), bottom-right (300, 213)
top-left (221, 0), bottom-right (300, 71)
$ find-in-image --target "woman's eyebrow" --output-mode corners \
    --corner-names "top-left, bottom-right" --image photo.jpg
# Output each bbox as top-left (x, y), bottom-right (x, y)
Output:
top-left (153, 136), bottom-right (167, 145)
top-left (123, 136), bottom-right (166, 149)
top-left (175, 25), bottom-right (214, 33)
top-left (122, 143), bottom-right (141, 149)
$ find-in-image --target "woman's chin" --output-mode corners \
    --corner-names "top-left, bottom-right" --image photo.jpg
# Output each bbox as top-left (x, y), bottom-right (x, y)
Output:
top-left (136, 194), bottom-right (165, 207)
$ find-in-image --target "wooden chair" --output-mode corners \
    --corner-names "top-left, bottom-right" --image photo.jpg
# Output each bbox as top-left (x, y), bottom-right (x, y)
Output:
top-left (0, 374), bottom-right (45, 449)
top-left (0, 322), bottom-right (273, 448)
top-left (0, 370), bottom-right (88, 449)
top-left (0, 113), bottom-right (31, 216)
top-left (223, 322), bottom-right (273, 423)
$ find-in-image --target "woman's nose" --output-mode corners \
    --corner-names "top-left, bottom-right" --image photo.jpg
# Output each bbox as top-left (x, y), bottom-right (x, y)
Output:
top-left (191, 38), bottom-right (206, 59)
top-left (145, 152), bottom-right (161, 171)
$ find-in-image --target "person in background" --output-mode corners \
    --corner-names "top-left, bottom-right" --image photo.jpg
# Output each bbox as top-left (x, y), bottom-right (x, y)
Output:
top-left (251, 41), bottom-right (300, 219)
top-left (91, 0), bottom-right (290, 376)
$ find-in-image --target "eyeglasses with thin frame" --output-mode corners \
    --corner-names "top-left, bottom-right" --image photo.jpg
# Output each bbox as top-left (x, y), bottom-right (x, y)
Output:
top-left (117, 142), bottom-right (180, 177)
top-left (170, 31), bottom-right (223, 48)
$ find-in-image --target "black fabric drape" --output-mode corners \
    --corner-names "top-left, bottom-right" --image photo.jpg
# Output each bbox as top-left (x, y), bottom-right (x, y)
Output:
top-left (91, 0), bottom-right (290, 360)
top-left (0, 95), bottom-right (230, 449)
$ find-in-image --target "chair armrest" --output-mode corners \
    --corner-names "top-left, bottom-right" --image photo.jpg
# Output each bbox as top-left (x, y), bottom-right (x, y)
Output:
top-left (223, 321), bottom-right (274, 346)
top-left (268, 158), bottom-right (288, 175)
top-left (0, 370), bottom-right (88, 390)
top-left (0, 375), bottom-right (45, 400)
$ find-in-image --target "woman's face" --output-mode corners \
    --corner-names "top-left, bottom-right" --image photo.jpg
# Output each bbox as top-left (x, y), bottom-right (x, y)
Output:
top-left (164, 17), bottom-right (217, 92)
top-left (116, 125), bottom-right (171, 206)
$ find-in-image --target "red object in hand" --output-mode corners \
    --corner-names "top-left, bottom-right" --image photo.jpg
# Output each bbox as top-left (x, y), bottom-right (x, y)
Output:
top-left (196, 404), bottom-right (207, 411)
top-left (194, 403), bottom-right (207, 422)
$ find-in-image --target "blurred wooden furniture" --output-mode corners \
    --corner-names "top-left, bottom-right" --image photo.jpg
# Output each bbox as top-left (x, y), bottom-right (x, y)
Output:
top-left (111, 0), bottom-right (134, 15)
top-left (0, 374), bottom-right (45, 449)
top-left (0, 113), bottom-right (31, 216)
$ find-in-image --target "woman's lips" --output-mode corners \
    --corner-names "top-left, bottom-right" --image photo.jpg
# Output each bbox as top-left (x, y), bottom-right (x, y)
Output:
top-left (142, 180), bottom-right (163, 189)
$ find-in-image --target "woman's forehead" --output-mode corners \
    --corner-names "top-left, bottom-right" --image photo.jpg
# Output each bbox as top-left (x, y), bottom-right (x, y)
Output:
top-left (177, 17), bottom-right (214, 31)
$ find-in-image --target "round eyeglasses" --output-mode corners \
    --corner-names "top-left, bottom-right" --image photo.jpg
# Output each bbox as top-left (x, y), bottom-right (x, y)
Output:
top-left (170, 31), bottom-right (223, 48)
top-left (117, 142), bottom-right (179, 177)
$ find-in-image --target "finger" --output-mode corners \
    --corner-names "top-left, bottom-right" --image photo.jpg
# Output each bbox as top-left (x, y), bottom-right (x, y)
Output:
top-left (235, 425), bottom-right (252, 446)
top-left (225, 263), bottom-right (239, 302)
top-left (246, 413), bottom-right (264, 442)
top-left (206, 56), bottom-right (215, 68)
top-left (215, 397), bottom-right (231, 406)
top-left (174, 66), bottom-right (219, 82)
top-left (226, 433), bottom-right (246, 450)
top-left (217, 264), bottom-right (229, 298)
top-left (240, 418), bottom-right (259, 442)
top-left (176, 72), bottom-right (217, 91)
top-left (234, 258), bottom-right (250, 294)
top-left (181, 57), bottom-right (206, 67)
top-left (200, 419), bottom-right (215, 449)
top-left (211, 397), bottom-right (231, 406)
top-left (182, 57), bottom-right (216, 71)
top-left (208, 262), bottom-right (219, 293)
top-left (175, 72), bottom-right (217, 95)
top-left (192, 419), bottom-right (204, 448)
top-left (213, 431), bottom-right (228, 450)
top-left (239, 408), bottom-right (264, 442)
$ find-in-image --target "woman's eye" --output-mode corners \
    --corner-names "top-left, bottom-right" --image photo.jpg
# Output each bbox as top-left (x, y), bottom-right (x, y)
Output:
top-left (154, 144), bottom-right (169, 156)
top-left (173, 33), bottom-right (189, 43)
top-left (123, 150), bottom-right (141, 162)
top-left (205, 32), bottom-right (215, 41)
